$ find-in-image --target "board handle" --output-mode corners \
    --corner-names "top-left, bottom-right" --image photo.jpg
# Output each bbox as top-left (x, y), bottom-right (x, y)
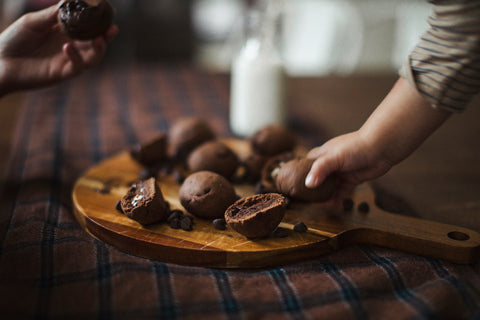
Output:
top-left (338, 206), bottom-right (480, 264)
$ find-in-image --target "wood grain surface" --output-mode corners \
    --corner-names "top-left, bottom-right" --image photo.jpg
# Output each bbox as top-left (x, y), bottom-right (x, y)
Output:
top-left (72, 139), bottom-right (480, 267)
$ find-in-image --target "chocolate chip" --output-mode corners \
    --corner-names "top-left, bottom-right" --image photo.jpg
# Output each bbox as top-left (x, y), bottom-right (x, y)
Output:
top-left (180, 215), bottom-right (193, 231)
top-left (169, 218), bottom-right (181, 229)
top-left (254, 182), bottom-right (268, 194)
top-left (115, 200), bottom-right (123, 213)
top-left (213, 218), bottom-right (226, 230)
top-left (272, 227), bottom-right (288, 238)
top-left (167, 210), bottom-right (184, 223)
top-left (343, 198), bottom-right (354, 211)
top-left (293, 222), bottom-right (307, 233)
top-left (358, 202), bottom-right (370, 213)
top-left (182, 214), bottom-right (193, 224)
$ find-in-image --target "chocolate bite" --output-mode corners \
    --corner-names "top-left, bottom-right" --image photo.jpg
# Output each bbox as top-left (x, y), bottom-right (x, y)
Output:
top-left (58, 0), bottom-right (114, 40)
top-left (241, 154), bottom-right (269, 183)
top-left (275, 158), bottom-right (336, 202)
top-left (179, 171), bottom-right (237, 219)
top-left (120, 177), bottom-right (169, 225)
top-left (260, 152), bottom-right (295, 193)
top-left (168, 118), bottom-right (215, 162)
top-left (225, 193), bottom-right (286, 239)
top-left (187, 141), bottom-right (239, 180)
top-left (130, 133), bottom-right (168, 167)
top-left (249, 125), bottom-right (296, 156)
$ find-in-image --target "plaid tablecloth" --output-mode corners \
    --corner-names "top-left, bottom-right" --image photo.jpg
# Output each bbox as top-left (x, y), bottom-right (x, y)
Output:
top-left (0, 65), bottom-right (479, 319)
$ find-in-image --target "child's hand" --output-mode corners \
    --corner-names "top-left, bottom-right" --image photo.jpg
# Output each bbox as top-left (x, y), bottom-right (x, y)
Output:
top-left (0, 4), bottom-right (118, 96)
top-left (305, 78), bottom-right (451, 204)
top-left (305, 131), bottom-right (393, 203)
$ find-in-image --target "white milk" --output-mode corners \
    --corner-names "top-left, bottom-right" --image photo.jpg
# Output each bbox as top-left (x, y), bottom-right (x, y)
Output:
top-left (229, 3), bottom-right (287, 137)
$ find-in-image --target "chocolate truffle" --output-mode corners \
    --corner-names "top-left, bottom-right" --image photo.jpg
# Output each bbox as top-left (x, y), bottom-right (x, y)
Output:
top-left (168, 118), bottom-right (215, 162)
top-left (179, 171), bottom-right (237, 219)
top-left (260, 152), bottom-right (295, 193)
top-left (58, 0), bottom-right (114, 40)
top-left (130, 133), bottom-right (168, 167)
top-left (275, 158), bottom-right (336, 202)
top-left (241, 154), bottom-right (269, 183)
top-left (249, 125), bottom-right (296, 156)
top-left (225, 193), bottom-right (286, 239)
top-left (187, 141), bottom-right (239, 179)
top-left (120, 177), bottom-right (169, 225)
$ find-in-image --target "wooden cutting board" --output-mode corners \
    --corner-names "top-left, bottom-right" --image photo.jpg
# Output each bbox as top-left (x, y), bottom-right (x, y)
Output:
top-left (72, 139), bottom-right (480, 267)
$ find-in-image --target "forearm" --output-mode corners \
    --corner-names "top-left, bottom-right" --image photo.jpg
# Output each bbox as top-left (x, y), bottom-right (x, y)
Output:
top-left (359, 77), bottom-right (451, 166)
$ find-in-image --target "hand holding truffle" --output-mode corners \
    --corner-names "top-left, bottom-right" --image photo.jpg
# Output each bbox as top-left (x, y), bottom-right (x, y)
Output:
top-left (305, 79), bottom-right (451, 204)
top-left (305, 131), bottom-right (392, 203)
top-left (0, 2), bottom-right (117, 97)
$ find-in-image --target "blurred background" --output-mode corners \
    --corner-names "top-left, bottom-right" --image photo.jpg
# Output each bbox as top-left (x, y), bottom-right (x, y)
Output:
top-left (0, 0), bottom-right (431, 75)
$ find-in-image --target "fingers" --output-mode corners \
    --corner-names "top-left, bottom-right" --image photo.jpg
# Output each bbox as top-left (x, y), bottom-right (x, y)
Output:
top-left (307, 147), bottom-right (326, 159)
top-left (22, 4), bottom-right (59, 30)
top-left (60, 23), bottom-right (117, 79)
top-left (305, 154), bottom-right (339, 189)
top-left (62, 42), bottom-right (84, 77)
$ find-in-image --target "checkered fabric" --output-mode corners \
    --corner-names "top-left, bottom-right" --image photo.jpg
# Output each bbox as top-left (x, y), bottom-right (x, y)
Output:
top-left (0, 65), bottom-right (479, 319)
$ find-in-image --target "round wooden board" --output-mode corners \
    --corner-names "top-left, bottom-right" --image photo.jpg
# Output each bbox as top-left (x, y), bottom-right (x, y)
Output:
top-left (73, 140), bottom-right (480, 267)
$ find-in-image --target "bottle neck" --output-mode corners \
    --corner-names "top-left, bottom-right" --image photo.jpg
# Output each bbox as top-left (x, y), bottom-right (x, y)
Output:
top-left (243, 0), bottom-right (283, 58)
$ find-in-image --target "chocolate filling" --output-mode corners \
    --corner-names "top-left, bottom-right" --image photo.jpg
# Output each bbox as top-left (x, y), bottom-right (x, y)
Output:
top-left (230, 198), bottom-right (278, 219)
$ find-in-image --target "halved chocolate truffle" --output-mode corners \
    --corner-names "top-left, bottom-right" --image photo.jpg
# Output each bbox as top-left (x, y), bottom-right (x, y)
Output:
top-left (275, 158), bottom-right (336, 202)
top-left (187, 141), bottom-right (239, 179)
top-left (130, 133), bottom-right (168, 167)
top-left (225, 193), bottom-right (286, 239)
top-left (249, 125), bottom-right (296, 156)
top-left (120, 177), bottom-right (169, 225)
top-left (58, 0), bottom-right (114, 40)
top-left (168, 118), bottom-right (215, 162)
top-left (179, 171), bottom-right (237, 219)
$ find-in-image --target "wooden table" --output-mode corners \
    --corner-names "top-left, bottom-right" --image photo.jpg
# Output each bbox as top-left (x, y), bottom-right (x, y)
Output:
top-left (289, 75), bottom-right (480, 231)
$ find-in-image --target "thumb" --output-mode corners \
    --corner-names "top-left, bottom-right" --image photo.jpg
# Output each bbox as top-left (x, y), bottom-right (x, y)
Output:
top-left (23, 4), bottom-right (59, 30)
top-left (305, 155), bottom-right (339, 189)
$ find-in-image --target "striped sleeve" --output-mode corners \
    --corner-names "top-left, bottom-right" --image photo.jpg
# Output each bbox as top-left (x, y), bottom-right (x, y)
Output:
top-left (399, 0), bottom-right (480, 112)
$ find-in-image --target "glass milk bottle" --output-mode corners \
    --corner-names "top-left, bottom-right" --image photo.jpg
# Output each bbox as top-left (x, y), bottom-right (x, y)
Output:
top-left (230, 0), bottom-right (286, 137)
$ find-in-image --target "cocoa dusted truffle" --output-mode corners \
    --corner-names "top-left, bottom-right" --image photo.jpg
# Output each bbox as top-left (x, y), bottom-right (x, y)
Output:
top-left (275, 158), bottom-right (336, 202)
top-left (187, 141), bottom-right (239, 180)
top-left (249, 125), bottom-right (296, 156)
top-left (225, 193), bottom-right (286, 239)
top-left (58, 0), bottom-right (114, 40)
top-left (168, 118), bottom-right (215, 162)
top-left (130, 133), bottom-right (168, 167)
top-left (120, 177), bottom-right (169, 225)
top-left (179, 171), bottom-right (237, 219)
